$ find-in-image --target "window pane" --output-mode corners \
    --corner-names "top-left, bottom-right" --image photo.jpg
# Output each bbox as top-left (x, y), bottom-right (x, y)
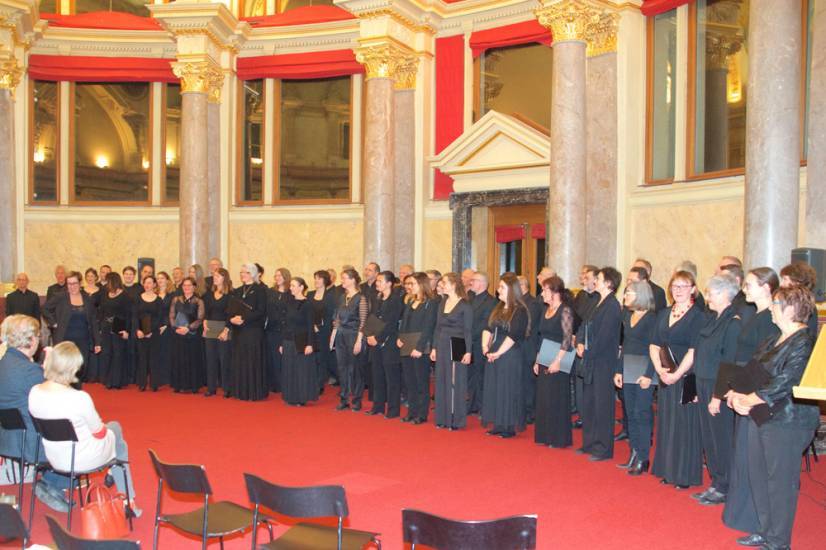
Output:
top-left (279, 0), bottom-right (333, 13)
top-left (39, 0), bottom-right (57, 13)
top-left (32, 80), bottom-right (58, 202)
top-left (165, 84), bottom-right (181, 202)
top-left (650, 9), bottom-right (677, 180)
top-left (241, 79), bottom-right (264, 202)
top-left (74, 0), bottom-right (150, 16)
top-left (74, 82), bottom-right (150, 202)
top-left (693, 0), bottom-right (749, 174)
top-left (477, 43), bottom-right (552, 129)
top-left (278, 76), bottom-right (350, 201)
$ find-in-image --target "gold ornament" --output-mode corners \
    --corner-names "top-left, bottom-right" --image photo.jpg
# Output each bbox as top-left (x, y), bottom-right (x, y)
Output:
top-left (536, 0), bottom-right (602, 44)
top-left (586, 9), bottom-right (619, 57)
top-left (355, 42), bottom-right (416, 82)
top-left (0, 58), bottom-right (22, 96)
top-left (394, 56), bottom-right (419, 90)
top-left (172, 60), bottom-right (223, 97)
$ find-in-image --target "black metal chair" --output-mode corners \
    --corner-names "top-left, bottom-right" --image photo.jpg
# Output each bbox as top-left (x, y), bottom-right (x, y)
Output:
top-left (29, 416), bottom-right (133, 532)
top-left (0, 502), bottom-right (29, 550)
top-left (401, 509), bottom-right (537, 550)
top-left (244, 473), bottom-right (381, 550)
top-left (804, 438), bottom-right (819, 472)
top-left (0, 408), bottom-right (32, 512)
top-left (148, 449), bottom-right (259, 550)
top-left (46, 514), bottom-right (140, 550)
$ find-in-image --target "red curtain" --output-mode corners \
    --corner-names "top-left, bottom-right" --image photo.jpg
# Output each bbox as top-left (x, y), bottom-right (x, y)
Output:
top-left (243, 5), bottom-right (356, 27)
top-left (495, 225), bottom-right (526, 244)
top-left (434, 35), bottom-right (465, 200)
top-left (531, 223), bottom-right (546, 239)
top-left (236, 49), bottom-right (363, 80)
top-left (469, 20), bottom-right (552, 58)
top-left (641, 0), bottom-right (693, 16)
top-left (28, 55), bottom-right (176, 82)
top-left (41, 11), bottom-right (163, 31)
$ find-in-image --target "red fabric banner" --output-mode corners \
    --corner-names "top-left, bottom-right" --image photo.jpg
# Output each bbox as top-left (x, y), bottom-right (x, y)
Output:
top-left (41, 11), bottom-right (163, 31)
top-left (28, 54), bottom-right (176, 82)
top-left (469, 20), bottom-right (552, 58)
top-left (531, 223), bottom-right (546, 240)
top-left (236, 49), bottom-right (363, 80)
top-left (495, 225), bottom-right (526, 244)
top-left (641, 0), bottom-right (693, 17)
top-left (434, 35), bottom-right (465, 200)
top-left (243, 5), bottom-right (356, 27)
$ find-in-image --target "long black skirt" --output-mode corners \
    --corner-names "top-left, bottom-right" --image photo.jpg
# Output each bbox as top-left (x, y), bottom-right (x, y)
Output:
top-left (171, 334), bottom-right (205, 392)
top-left (154, 327), bottom-right (172, 388)
top-left (535, 370), bottom-right (571, 447)
top-left (232, 326), bottom-right (267, 401)
top-left (481, 346), bottom-right (525, 433)
top-left (281, 340), bottom-right (319, 405)
top-left (722, 414), bottom-right (759, 533)
top-left (651, 376), bottom-right (703, 486)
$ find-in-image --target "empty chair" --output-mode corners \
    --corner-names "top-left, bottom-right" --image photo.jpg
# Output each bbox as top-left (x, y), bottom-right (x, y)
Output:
top-left (0, 408), bottom-right (31, 512)
top-left (46, 514), bottom-right (139, 550)
top-left (0, 502), bottom-right (29, 550)
top-left (402, 509), bottom-right (537, 550)
top-left (148, 449), bottom-right (258, 550)
top-left (244, 473), bottom-right (381, 550)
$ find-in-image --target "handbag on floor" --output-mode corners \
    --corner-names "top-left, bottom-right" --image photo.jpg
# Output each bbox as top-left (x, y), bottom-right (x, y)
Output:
top-left (80, 482), bottom-right (129, 539)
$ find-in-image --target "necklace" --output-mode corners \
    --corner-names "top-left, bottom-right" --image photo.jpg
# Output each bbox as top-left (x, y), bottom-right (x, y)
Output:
top-left (242, 284), bottom-right (252, 299)
top-left (670, 300), bottom-right (693, 323)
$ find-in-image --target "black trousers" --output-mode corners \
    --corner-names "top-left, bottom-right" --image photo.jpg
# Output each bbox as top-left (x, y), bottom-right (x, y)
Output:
top-left (748, 420), bottom-right (813, 548)
top-left (581, 366), bottom-right (615, 458)
top-left (370, 346), bottom-right (401, 417)
top-left (697, 377), bottom-right (734, 493)
top-left (467, 342), bottom-right (485, 414)
top-left (402, 355), bottom-right (430, 420)
top-left (623, 382), bottom-right (654, 460)
top-left (135, 336), bottom-right (159, 390)
top-left (204, 338), bottom-right (232, 394)
top-left (335, 330), bottom-right (363, 405)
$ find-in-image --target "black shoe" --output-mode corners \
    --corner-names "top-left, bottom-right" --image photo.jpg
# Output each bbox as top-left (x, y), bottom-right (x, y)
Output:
top-left (401, 416), bottom-right (413, 423)
top-left (173, 389), bottom-right (181, 393)
top-left (351, 403), bottom-right (362, 411)
top-left (336, 403), bottom-right (349, 411)
top-left (486, 429), bottom-right (501, 436)
top-left (498, 431), bottom-right (515, 438)
top-left (675, 484), bottom-right (690, 490)
top-left (412, 418), bottom-right (425, 425)
top-left (139, 387), bottom-right (146, 392)
top-left (574, 447), bottom-right (587, 455)
top-left (627, 459), bottom-right (649, 476)
top-left (573, 419), bottom-right (583, 429)
top-left (589, 455), bottom-right (610, 462)
top-left (617, 450), bottom-right (638, 469)
top-left (659, 478), bottom-right (670, 485)
top-left (385, 414), bottom-right (399, 419)
top-left (204, 391), bottom-right (215, 397)
top-left (223, 392), bottom-right (231, 398)
top-left (614, 430), bottom-right (629, 442)
top-left (736, 534), bottom-right (766, 547)
top-left (692, 487), bottom-right (715, 501)
top-left (365, 409), bottom-right (381, 416)
top-left (699, 489), bottom-right (727, 505)
top-left (436, 424), bottom-right (446, 429)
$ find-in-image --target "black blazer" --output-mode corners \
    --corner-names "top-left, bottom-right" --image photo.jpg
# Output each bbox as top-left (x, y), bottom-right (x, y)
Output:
top-left (42, 292), bottom-right (100, 347)
top-left (4, 289), bottom-right (41, 320)
top-left (470, 292), bottom-right (498, 344)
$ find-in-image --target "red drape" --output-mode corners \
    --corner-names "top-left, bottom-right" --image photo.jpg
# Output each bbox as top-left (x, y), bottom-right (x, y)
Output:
top-left (434, 35), bottom-right (465, 200)
top-left (236, 49), bottom-right (363, 80)
top-left (531, 223), bottom-right (546, 240)
top-left (469, 20), bottom-right (552, 58)
top-left (641, 0), bottom-right (693, 16)
top-left (243, 5), bottom-right (356, 27)
top-left (495, 225), bottom-right (526, 244)
top-left (41, 11), bottom-right (163, 31)
top-left (28, 54), bottom-right (176, 82)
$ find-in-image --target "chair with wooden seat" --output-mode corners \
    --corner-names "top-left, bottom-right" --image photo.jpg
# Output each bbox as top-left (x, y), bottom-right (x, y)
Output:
top-left (148, 449), bottom-right (259, 550)
top-left (244, 473), bottom-right (381, 550)
top-left (46, 514), bottom-right (140, 550)
top-left (0, 502), bottom-right (29, 550)
top-left (0, 408), bottom-right (33, 514)
top-left (401, 508), bottom-right (537, 550)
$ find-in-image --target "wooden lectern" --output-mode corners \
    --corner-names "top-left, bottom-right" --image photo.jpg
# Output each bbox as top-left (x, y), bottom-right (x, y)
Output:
top-left (793, 306), bottom-right (826, 401)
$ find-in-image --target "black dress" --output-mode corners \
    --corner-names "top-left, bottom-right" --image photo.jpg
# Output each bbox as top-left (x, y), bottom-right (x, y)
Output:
top-left (309, 288), bottom-right (337, 388)
top-left (482, 306), bottom-right (529, 435)
top-left (280, 299), bottom-right (318, 406)
top-left (534, 303), bottom-right (577, 447)
top-left (133, 295), bottom-right (164, 391)
top-left (231, 284), bottom-right (268, 401)
top-left (433, 298), bottom-right (473, 428)
top-left (154, 293), bottom-right (173, 388)
top-left (203, 291), bottom-right (231, 395)
top-left (98, 291), bottom-right (132, 389)
top-left (80, 288), bottom-right (101, 382)
top-left (265, 288), bottom-right (291, 392)
top-left (333, 291), bottom-right (368, 408)
top-left (169, 295), bottom-right (205, 393)
top-left (651, 303), bottom-right (708, 486)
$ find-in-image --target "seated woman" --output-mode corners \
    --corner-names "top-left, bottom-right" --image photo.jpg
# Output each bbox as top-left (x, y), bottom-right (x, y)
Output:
top-left (28, 341), bottom-right (141, 517)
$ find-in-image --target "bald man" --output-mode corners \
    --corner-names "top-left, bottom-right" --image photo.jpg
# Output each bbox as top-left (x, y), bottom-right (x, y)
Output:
top-left (5, 273), bottom-right (41, 320)
top-left (46, 265), bottom-right (67, 302)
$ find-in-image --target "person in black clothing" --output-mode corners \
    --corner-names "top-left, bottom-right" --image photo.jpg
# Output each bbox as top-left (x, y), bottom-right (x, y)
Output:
top-left (572, 264), bottom-right (599, 427)
top-left (280, 277), bottom-right (317, 406)
top-left (265, 267), bottom-right (291, 393)
top-left (360, 262), bottom-right (380, 400)
top-left (97, 272), bottom-right (131, 389)
top-left (204, 257), bottom-right (223, 293)
top-left (366, 271), bottom-right (404, 418)
top-left (633, 258), bottom-right (668, 312)
top-left (121, 266), bottom-right (140, 384)
top-left (98, 265), bottom-right (112, 288)
top-left (467, 272), bottom-right (497, 415)
top-left (728, 286), bottom-right (819, 550)
top-left (202, 268), bottom-right (232, 398)
top-left (577, 267), bottom-right (622, 460)
top-left (719, 264), bottom-right (756, 323)
top-left (153, 271), bottom-right (174, 389)
top-left (5, 273), bottom-right (41, 320)
top-left (169, 277), bottom-right (205, 393)
top-left (45, 264), bottom-right (67, 302)
top-left (397, 272), bottom-right (438, 424)
top-left (332, 268), bottom-right (369, 410)
top-left (779, 262), bottom-right (821, 339)
top-left (310, 270), bottom-right (338, 389)
top-left (133, 275), bottom-right (164, 391)
top-left (230, 263), bottom-right (268, 401)
top-left (518, 275), bottom-right (543, 424)
top-left (81, 268), bottom-right (103, 382)
top-left (121, 266), bottom-right (141, 302)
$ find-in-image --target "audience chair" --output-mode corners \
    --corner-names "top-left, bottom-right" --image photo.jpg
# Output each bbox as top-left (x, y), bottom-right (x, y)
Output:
top-left (29, 417), bottom-right (133, 532)
top-left (243, 473), bottom-right (381, 550)
top-left (804, 438), bottom-right (819, 472)
top-left (0, 502), bottom-right (29, 550)
top-left (148, 449), bottom-right (259, 550)
top-left (0, 408), bottom-right (32, 513)
top-left (46, 514), bottom-right (139, 550)
top-left (401, 508), bottom-right (537, 550)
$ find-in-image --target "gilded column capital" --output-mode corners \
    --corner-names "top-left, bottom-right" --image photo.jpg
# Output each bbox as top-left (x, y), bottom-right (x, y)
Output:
top-left (393, 55), bottom-right (419, 90)
top-left (355, 42), bottom-right (415, 82)
top-left (536, 0), bottom-right (602, 44)
top-left (172, 59), bottom-right (223, 97)
top-left (0, 57), bottom-right (23, 97)
top-left (705, 31), bottom-right (743, 70)
top-left (586, 9), bottom-right (619, 57)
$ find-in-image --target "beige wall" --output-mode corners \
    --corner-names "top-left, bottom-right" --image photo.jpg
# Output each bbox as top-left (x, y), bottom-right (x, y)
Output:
top-left (422, 218), bottom-right (452, 274)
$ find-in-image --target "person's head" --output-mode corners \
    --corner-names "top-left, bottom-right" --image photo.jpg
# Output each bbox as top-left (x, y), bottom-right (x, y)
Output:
top-left (122, 266), bottom-right (136, 285)
top-left (627, 266), bottom-right (649, 286)
top-left (240, 262), bottom-right (260, 285)
top-left (43, 341), bottom-right (84, 386)
top-left (406, 272), bottom-right (433, 302)
top-left (780, 262), bottom-right (817, 291)
top-left (719, 264), bottom-right (745, 286)
top-left (212, 268), bottom-right (231, 294)
top-left (497, 273), bottom-right (523, 306)
top-left (255, 263), bottom-right (266, 281)
top-left (398, 264), bottom-right (414, 282)
top-left (172, 267), bottom-right (184, 284)
top-left (142, 275), bottom-right (157, 293)
top-left (596, 267), bottom-right (621, 296)
top-left (84, 268), bottom-right (99, 287)
top-left (471, 271), bottom-right (489, 295)
top-left (14, 272), bottom-right (29, 291)
top-left (140, 264), bottom-right (154, 281)
top-left (326, 268), bottom-right (337, 286)
top-left (363, 263), bottom-right (379, 284)
top-left (376, 271), bottom-right (395, 295)
top-left (744, 267), bottom-right (779, 305)
top-left (99, 265), bottom-right (111, 281)
top-left (771, 286), bottom-right (816, 329)
top-left (65, 272), bottom-right (82, 296)
top-left (157, 271), bottom-right (171, 292)
top-left (540, 275), bottom-right (567, 307)
top-left (1, 314), bottom-right (41, 357)
top-left (180, 277), bottom-right (196, 298)
top-left (718, 256), bottom-right (742, 273)
top-left (536, 267), bottom-right (555, 288)
top-left (274, 268), bottom-right (291, 291)
top-left (516, 275), bottom-right (530, 297)
top-left (290, 277), bottom-right (308, 298)
top-left (54, 265), bottom-right (66, 285)
top-left (207, 258), bottom-right (223, 276)
top-left (426, 270), bottom-right (442, 292)
top-left (706, 274), bottom-right (739, 314)
top-left (673, 260), bottom-right (698, 280)
top-left (340, 268), bottom-right (361, 290)
top-left (668, 270), bottom-right (697, 305)
top-left (461, 268), bottom-right (476, 291)
top-left (107, 272), bottom-right (123, 292)
top-left (580, 265), bottom-right (598, 292)
top-left (633, 258), bottom-right (653, 279)
top-left (624, 280), bottom-right (655, 311)
top-left (314, 270), bottom-right (331, 290)
top-left (440, 272), bottom-right (466, 299)
top-left (188, 264), bottom-right (204, 282)
top-left (341, 264), bottom-right (355, 274)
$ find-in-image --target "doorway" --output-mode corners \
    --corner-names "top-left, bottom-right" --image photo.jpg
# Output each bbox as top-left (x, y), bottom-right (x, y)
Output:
top-left (487, 204), bottom-right (546, 295)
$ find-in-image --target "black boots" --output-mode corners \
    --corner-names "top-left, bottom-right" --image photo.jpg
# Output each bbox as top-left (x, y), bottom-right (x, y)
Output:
top-left (617, 449), bottom-right (638, 469)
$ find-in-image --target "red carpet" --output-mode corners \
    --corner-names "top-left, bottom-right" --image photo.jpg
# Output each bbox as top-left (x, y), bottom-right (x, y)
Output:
top-left (16, 384), bottom-right (826, 549)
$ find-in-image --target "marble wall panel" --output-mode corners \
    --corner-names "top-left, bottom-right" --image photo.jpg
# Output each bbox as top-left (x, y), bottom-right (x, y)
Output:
top-left (423, 218), bottom-right (453, 274)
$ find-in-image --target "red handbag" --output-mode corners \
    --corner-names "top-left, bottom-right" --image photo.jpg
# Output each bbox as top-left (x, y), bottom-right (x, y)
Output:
top-left (79, 482), bottom-right (130, 539)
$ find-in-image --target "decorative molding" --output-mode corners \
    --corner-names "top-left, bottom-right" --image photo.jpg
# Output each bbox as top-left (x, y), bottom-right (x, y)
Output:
top-left (586, 8), bottom-right (618, 56)
top-left (536, 0), bottom-right (603, 43)
top-left (0, 56), bottom-right (22, 95)
top-left (172, 59), bottom-right (223, 95)
top-left (354, 40), bottom-right (416, 80)
top-left (393, 53), bottom-right (419, 89)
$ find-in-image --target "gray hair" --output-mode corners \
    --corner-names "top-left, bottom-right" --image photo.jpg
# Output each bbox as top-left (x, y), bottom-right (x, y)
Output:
top-left (1, 315), bottom-right (41, 350)
top-left (627, 281), bottom-right (655, 312)
top-left (707, 274), bottom-right (740, 302)
top-left (675, 260), bottom-right (698, 279)
top-left (242, 262), bottom-right (260, 283)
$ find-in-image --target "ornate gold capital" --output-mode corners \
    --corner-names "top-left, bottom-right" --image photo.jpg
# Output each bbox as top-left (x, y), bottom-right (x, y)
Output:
top-left (172, 60), bottom-right (223, 98)
top-left (705, 31), bottom-right (742, 70)
top-left (0, 58), bottom-right (23, 96)
top-left (393, 55), bottom-right (419, 90)
top-left (536, 0), bottom-right (602, 44)
top-left (586, 9), bottom-right (619, 57)
top-left (355, 42), bottom-right (416, 82)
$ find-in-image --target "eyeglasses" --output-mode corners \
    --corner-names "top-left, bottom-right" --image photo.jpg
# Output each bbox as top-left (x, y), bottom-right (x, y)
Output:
top-left (772, 300), bottom-right (782, 305)
top-left (671, 284), bottom-right (692, 290)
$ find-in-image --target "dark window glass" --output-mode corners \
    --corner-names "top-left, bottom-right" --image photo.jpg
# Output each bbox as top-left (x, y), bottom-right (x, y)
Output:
top-left (164, 83), bottom-right (181, 202)
top-left (241, 79), bottom-right (264, 202)
top-left (32, 80), bottom-right (59, 202)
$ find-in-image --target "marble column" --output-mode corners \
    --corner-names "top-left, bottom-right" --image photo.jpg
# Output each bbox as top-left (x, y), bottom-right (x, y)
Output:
top-left (744, 0), bottom-right (801, 269)
top-left (393, 62), bottom-right (417, 271)
top-left (0, 87), bottom-right (16, 282)
top-left (806, 0), bottom-right (826, 247)
top-left (207, 98), bottom-right (221, 260)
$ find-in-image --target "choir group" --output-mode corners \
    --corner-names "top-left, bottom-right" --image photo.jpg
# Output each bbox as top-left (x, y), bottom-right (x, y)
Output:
top-left (3, 255), bottom-right (821, 550)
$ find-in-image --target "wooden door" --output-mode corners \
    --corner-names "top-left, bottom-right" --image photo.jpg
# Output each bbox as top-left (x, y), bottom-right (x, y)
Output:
top-left (487, 204), bottom-right (547, 295)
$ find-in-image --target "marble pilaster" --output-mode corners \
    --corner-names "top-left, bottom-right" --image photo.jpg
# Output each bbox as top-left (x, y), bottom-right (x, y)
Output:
top-left (744, 0), bottom-right (801, 269)
top-left (393, 87), bottom-right (415, 271)
top-left (207, 99), bottom-right (221, 260)
top-left (806, 0), bottom-right (826, 247)
top-left (0, 87), bottom-right (16, 281)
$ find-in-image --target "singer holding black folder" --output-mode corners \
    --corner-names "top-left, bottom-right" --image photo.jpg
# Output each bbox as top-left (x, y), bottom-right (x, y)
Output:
top-left (650, 270), bottom-right (707, 489)
top-left (202, 268), bottom-right (232, 398)
top-left (429, 273), bottom-right (472, 430)
top-left (230, 263), bottom-right (268, 401)
top-left (397, 272), bottom-right (438, 424)
top-left (133, 275), bottom-right (163, 391)
top-left (169, 277), bottom-right (205, 393)
top-left (279, 277), bottom-right (317, 406)
top-left (97, 272), bottom-right (131, 389)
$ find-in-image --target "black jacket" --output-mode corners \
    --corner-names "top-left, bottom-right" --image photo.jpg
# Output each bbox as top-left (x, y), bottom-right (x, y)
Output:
top-left (4, 289), bottom-right (41, 320)
top-left (42, 292), bottom-right (101, 347)
top-left (470, 292), bottom-right (498, 345)
top-left (693, 304), bottom-right (741, 380)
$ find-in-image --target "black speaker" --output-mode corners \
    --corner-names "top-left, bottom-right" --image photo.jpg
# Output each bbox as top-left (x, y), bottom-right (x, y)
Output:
top-left (791, 248), bottom-right (826, 302)
top-left (137, 257), bottom-right (155, 279)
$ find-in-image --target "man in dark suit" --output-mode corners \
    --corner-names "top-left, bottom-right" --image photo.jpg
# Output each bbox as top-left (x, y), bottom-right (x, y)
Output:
top-left (633, 258), bottom-right (668, 312)
top-left (360, 262), bottom-right (380, 399)
top-left (204, 257), bottom-right (223, 291)
top-left (572, 265), bottom-right (600, 428)
top-left (461, 268), bottom-right (476, 300)
top-left (467, 271), bottom-right (497, 415)
top-left (45, 265), bottom-right (67, 302)
top-left (4, 273), bottom-right (40, 320)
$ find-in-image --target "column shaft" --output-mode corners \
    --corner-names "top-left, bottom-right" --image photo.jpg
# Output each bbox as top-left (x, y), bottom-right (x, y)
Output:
top-left (0, 89), bottom-right (16, 281)
top-left (393, 89), bottom-right (415, 270)
top-left (806, 0), bottom-right (826, 246)
top-left (179, 91), bottom-right (210, 269)
top-left (207, 101), bottom-right (221, 260)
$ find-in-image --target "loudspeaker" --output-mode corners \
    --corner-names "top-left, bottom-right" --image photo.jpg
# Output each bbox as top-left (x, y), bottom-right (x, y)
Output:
top-left (791, 248), bottom-right (826, 302)
top-left (137, 257), bottom-right (155, 280)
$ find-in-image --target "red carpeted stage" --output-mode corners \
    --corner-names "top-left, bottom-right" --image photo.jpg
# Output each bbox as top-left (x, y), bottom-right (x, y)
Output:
top-left (19, 384), bottom-right (826, 549)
